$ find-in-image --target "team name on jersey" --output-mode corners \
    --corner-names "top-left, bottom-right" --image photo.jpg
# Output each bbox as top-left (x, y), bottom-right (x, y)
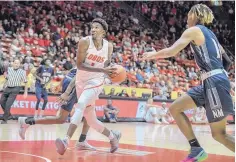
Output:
top-left (42, 72), bottom-right (52, 77)
top-left (87, 54), bottom-right (105, 63)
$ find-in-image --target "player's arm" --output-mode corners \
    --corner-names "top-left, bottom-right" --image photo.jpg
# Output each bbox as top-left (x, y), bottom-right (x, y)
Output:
top-left (142, 27), bottom-right (200, 59)
top-left (57, 77), bottom-right (76, 104)
top-left (45, 69), bottom-right (55, 86)
top-left (104, 42), bottom-right (113, 68)
top-left (64, 77), bottom-right (76, 95)
top-left (33, 66), bottom-right (44, 82)
top-left (220, 45), bottom-right (232, 72)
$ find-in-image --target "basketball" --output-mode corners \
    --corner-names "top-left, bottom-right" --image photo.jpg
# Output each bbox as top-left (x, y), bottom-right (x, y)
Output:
top-left (109, 65), bottom-right (127, 83)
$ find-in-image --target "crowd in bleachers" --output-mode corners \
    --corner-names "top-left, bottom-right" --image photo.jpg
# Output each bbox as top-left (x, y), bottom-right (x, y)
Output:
top-left (0, 1), bottom-right (234, 100)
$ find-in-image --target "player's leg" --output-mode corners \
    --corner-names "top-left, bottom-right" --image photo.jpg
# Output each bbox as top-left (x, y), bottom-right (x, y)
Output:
top-left (169, 85), bottom-right (208, 162)
top-left (55, 87), bottom-right (94, 155)
top-left (18, 93), bottom-right (76, 140)
top-left (18, 108), bottom-right (70, 140)
top-left (76, 118), bottom-right (96, 151)
top-left (169, 94), bottom-right (197, 140)
top-left (39, 89), bottom-right (48, 118)
top-left (35, 87), bottom-right (42, 118)
top-left (55, 85), bottom-right (120, 155)
top-left (205, 79), bottom-right (235, 152)
top-left (210, 118), bottom-right (234, 152)
top-left (83, 105), bottom-right (121, 153)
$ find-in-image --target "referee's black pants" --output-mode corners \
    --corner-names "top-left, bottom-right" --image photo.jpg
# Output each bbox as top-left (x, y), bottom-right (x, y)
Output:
top-left (0, 87), bottom-right (21, 122)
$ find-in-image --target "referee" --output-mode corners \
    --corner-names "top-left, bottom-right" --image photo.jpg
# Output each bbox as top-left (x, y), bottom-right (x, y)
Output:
top-left (0, 59), bottom-right (28, 124)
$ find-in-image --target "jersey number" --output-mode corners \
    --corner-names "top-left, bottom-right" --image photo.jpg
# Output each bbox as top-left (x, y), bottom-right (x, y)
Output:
top-left (43, 77), bottom-right (50, 83)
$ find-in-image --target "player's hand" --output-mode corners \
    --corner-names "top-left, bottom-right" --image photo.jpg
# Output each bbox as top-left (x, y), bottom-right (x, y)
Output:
top-left (102, 66), bottom-right (118, 77)
top-left (57, 92), bottom-right (70, 105)
top-left (40, 78), bottom-right (45, 84)
top-left (51, 85), bottom-right (60, 93)
top-left (142, 52), bottom-right (157, 61)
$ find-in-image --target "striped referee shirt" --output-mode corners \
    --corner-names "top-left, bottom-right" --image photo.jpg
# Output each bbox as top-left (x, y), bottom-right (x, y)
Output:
top-left (6, 67), bottom-right (27, 87)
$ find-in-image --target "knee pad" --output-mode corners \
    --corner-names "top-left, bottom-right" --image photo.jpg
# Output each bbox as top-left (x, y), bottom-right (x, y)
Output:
top-left (71, 107), bottom-right (84, 126)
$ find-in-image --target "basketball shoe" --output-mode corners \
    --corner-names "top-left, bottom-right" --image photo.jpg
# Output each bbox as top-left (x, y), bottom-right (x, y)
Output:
top-left (182, 147), bottom-right (208, 162)
top-left (18, 117), bottom-right (30, 140)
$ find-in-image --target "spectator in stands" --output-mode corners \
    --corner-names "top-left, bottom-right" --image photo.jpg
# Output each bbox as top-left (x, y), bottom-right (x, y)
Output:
top-left (104, 99), bottom-right (119, 123)
top-left (107, 88), bottom-right (116, 96)
top-left (47, 42), bottom-right (57, 55)
top-left (9, 39), bottom-right (21, 57)
top-left (0, 1), bottom-right (234, 98)
top-left (31, 44), bottom-right (42, 57)
top-left (130, 89), bottom-right (137, 98)
top-left (190, 76), bottom-right (200, 87)
top-left (153, 90), bottom-right (167, 100)
top-left (118, 89), bottom-right (129, 97)
top-left (188, 67), bottom-right (197, 79)
top-left (136, 69), bottom-right (144, 83)
top-left (158, 80), bottom-right (168, 95)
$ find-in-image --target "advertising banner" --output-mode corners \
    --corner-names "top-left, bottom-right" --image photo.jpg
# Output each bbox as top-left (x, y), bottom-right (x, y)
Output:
top-left (0, 94), bottom-right (233, 121)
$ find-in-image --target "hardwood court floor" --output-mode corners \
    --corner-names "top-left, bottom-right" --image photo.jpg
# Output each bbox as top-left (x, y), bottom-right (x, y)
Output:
top-left (0, 121), bottom-right (234, 162)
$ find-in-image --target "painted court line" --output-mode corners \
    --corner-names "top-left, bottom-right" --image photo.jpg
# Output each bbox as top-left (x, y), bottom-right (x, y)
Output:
top-left (67, 147), bottom-right (154, 156)
top-left (0, 151), bottom-right (52, 162)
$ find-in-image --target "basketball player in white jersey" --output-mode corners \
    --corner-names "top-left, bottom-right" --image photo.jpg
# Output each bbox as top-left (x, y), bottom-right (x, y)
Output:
top-left (55, 18), bottom-right (121, 155)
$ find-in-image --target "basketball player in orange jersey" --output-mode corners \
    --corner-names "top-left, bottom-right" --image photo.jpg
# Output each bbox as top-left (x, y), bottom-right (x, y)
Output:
top-left (55, 18), bottom-right (121, 155)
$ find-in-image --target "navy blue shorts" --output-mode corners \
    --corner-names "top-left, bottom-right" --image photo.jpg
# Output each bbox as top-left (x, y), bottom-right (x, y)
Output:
top-left (187, 73), bottom-right (234, 123)
top-left (60, 81), bottom-right (77, 112)
top-left (35, 86), bottom-right (48, 101)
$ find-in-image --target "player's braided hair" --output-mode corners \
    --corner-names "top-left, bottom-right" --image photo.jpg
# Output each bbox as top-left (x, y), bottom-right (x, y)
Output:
top-left (92, 18), bottom-right (108, 32)
top-left (189, 4), bottom-right (214, 25)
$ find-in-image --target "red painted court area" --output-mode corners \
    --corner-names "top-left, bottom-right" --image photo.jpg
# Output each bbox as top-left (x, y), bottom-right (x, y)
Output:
top-left (0, 140), bottom-right (234, 162)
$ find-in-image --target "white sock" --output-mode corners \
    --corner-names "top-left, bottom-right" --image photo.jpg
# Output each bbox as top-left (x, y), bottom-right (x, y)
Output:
top-left (40, 110), bottom-right (44, 117)
top-left (108, 131), bottom-right (114, 140)
top-left (22, 118), bottom-right (27, 124)
top-left (34, 110), bottom-right (38, 117)
top-left (64, 135), bottom-right (71, 144)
